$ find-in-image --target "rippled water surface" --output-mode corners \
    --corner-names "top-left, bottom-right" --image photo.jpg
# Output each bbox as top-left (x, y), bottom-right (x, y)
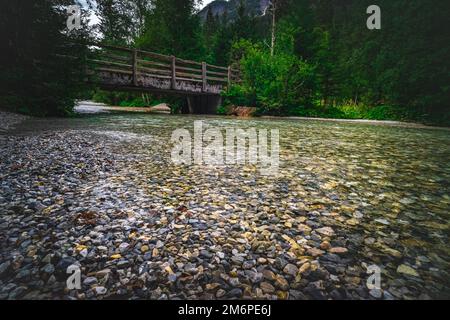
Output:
top-left (6, 112), bottom-right (450, 299)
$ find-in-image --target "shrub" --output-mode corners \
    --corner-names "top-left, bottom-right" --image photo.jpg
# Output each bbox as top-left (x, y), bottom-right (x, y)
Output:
top-left (225, 42), bottom-right (318, 116)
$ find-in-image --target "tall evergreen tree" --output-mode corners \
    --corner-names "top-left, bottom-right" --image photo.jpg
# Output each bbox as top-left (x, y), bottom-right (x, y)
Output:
top-left (96, 0), bottom-right (138, 45)
top-left (0, 0), bottom-right (91, 116)
top-left (137, 0), bottom-right (204, 60)
top-left (203, 7), bottom-right (220, 63)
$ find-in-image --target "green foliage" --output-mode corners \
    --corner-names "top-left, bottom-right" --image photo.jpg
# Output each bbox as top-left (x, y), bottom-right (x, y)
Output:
top-left (225, 41), bottom-right (317, 115)
top-left (216, 105), bottom-right (229, 115)
top-left (92, 89), bottom-right (187, 115)
top-left (286, 104), bottom-right (423, 123)
top-left (222, 84), bottom-right (253, 107)
top-left (93, 90), bottom-right (129, 106)
top-left (217, 0), bottom-right (449, 125)
top-left (97, 0), bottom-right (136, 46)
top-left (119, 98), bottom-right (148, 108)
top-left (136, 0), bottom-right (204, 60)
top-left (92, 90), bottom-right (159, 107)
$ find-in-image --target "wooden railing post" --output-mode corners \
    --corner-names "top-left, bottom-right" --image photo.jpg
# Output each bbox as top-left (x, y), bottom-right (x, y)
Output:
top-left (202, 62), bottom-right (207, 92)
top-left (132, 49), bottom-right (138, 86)
top-left (171, 56), bottom-right (177, 90)
top-left (227, 66), bottom-right (232, 87)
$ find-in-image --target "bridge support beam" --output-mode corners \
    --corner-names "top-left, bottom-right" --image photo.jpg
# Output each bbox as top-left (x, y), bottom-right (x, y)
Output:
top-left (186, 95), bottom-right (222, 115)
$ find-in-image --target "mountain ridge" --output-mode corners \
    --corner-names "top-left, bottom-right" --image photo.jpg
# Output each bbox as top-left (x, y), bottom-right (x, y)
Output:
top-left (198, 0), bottom-right (271, 21)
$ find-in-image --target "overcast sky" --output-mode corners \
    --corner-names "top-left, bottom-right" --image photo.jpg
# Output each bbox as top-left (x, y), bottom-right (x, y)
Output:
top-left (200, 0), bottom-right (215, 9)
top-left (79, 0), bottom-right (216, 11)
top-left (79, 0), bottom-right (216, 26)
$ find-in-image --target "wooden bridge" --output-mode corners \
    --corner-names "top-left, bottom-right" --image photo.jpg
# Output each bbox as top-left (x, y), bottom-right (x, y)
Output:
top-left (84, 43), bottom-right (240, 114)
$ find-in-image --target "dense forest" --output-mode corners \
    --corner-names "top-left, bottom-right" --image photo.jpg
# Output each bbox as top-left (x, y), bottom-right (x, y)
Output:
top-left (1, 0), bottom-right (449, 125)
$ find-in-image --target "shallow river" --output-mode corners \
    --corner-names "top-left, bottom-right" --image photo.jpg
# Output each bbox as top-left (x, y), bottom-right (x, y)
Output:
top-left (1, 110), bottom-right (449, 300)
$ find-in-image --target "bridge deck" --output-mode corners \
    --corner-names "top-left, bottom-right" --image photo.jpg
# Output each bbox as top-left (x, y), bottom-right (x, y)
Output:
top-left (86, 44), bottom-right (240, 96)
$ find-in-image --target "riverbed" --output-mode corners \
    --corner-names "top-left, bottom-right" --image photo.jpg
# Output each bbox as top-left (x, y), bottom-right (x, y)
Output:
top-left (0, 108), bottom-right (449, 300)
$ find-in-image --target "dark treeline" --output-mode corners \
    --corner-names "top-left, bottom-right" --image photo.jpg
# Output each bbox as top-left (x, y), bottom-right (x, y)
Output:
top-left (0, 0), bottom-right (92, 116)
top-left (205, 0), bottom-right (450, 123)
top-left (1, 0), bottom-right (449, 124)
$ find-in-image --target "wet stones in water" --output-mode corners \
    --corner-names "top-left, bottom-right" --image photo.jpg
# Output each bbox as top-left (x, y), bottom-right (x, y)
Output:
top-left (397, 264), bottom-right (420, 277)
top-left (0, 119), bottom-right (448, 300)
top-left (283, 264), bottom-right (299, 277)
top-left (260, 282), bottom-right (275, 294)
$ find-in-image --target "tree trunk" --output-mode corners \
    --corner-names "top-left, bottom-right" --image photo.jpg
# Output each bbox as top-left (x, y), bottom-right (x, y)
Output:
top-left (270, 2), bottom-right (276, 56)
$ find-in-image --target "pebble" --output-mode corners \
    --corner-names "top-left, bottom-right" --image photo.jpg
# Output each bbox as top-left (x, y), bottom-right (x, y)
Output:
top-left (260, 282), bottom-right (275, 294)
top-left (9, 286), bottom-right (27, 299)
top-left (283, 264), bottom-right (299, 277)
top-left (227, 288), bottom-right (242, 298)
top-left (397, 264), bottom-right (420, 277)
top-left (168, 274), bottom-right (177, 282)
top-left (316, 227), bottom-right (335, 237)
top-left (320, 241), bottom-right (331, 250)
top-left (257, 257), bottom-right (267, 264)
top-left (262, 269), bottom-right (276, 281)
top-left (119, 243), bottom-right (130, 252)
top-left (369, 289), bottom-right (383, 299)
top-left (95, 286), bottom-right (107, 295)
top-left (308, 248), bottom-right (325, 257)
top-left (117, 260), bottom-right (130, 269)
top-left (299, 262), bottom-right (311, 274)
top-left (275, 276), bottom-right (289, 290)
top-left (216, 289), bottom-right (226, 298)
top-left (0, 261), bottom-right (11, 276)
top-left (79, 249), bottom-right (88, 258)
top-left (375, 219), bottom-right (390, 226)
top-left (242, 260), bottom-right (255, 269)
top-left (329, 247), bottom-right (348, 254)
top-left (41, 264), bottom-right (55, 274)
top-left (80, 276), bottom-right (96, 287)
top-left (96, 269), bottom-right (111, 277)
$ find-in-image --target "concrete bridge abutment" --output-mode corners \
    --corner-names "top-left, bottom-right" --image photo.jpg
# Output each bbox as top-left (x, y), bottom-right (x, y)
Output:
top-left (186, 95), bottom-right (222, 115)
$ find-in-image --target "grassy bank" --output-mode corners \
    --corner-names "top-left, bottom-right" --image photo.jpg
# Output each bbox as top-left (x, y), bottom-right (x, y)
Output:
top-left (285, 105), bottom-right (449, 126)
top-left (218, 103), bottom-right (450, 127)
top-left (219, 100), bottom-right (449, 127)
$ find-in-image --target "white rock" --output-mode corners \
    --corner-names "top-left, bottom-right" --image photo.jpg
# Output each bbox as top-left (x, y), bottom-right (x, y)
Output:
top-left (95, 286), bottom-right (107, 295)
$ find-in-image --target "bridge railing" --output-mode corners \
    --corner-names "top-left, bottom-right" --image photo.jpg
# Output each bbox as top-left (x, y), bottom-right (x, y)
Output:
top-left (85, 43), bottom-right (240, 93)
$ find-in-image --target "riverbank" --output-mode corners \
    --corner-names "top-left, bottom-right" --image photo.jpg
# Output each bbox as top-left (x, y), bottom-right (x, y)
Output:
top-left (75, 102), bottom-right (450, 131)
top-left (261, 116), bottom-right (450, 131)
top-left (0, 110), bottom-right (28, 132)
top-left (3, 103), bottom-right (448, 132)
top-left (75, 101), bottom-right (171, 115)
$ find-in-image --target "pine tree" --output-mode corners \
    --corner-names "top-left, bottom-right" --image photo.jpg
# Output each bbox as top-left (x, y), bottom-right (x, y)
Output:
top-left (137, 0), bottom-right (204, 60)
top-left (0, 0), bottom-right (91, 116)
top-left (97, 0), bottom-right (137, 45)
